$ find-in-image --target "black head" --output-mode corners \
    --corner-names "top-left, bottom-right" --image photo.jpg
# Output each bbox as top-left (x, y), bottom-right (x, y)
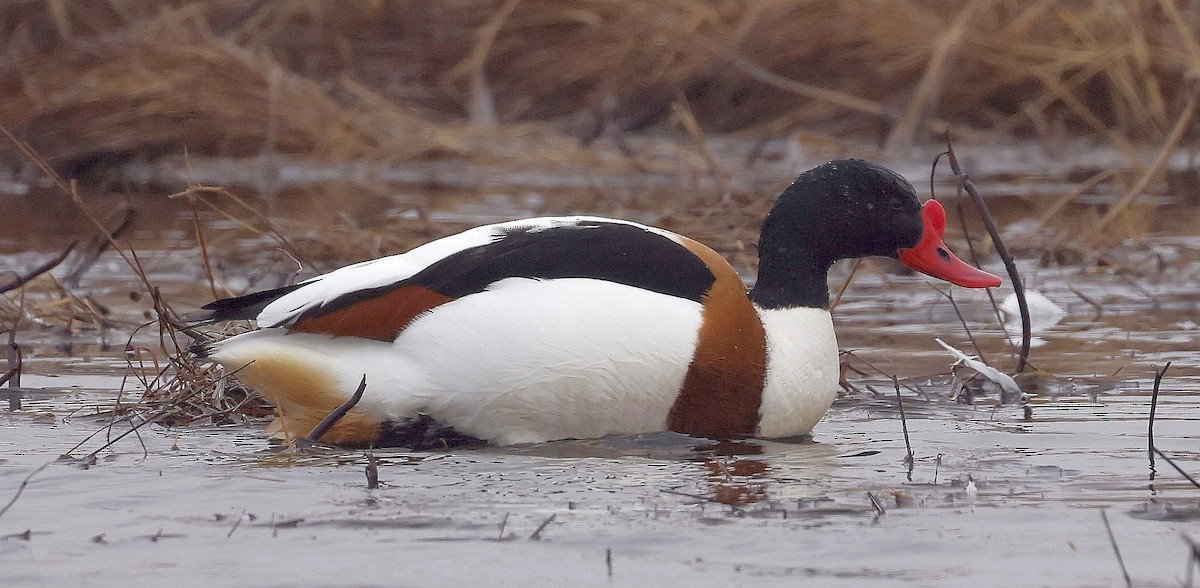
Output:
top-left (753, 158), bottom-right (998, 309)
top-left (750, 159), bottom-right (995, 309)
top-left (760, 159), bottom-right (923, 265)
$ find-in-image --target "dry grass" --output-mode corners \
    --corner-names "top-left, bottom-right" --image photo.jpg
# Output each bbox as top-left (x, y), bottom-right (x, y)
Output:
top-left (2, 0), bottom-right (1198, 174)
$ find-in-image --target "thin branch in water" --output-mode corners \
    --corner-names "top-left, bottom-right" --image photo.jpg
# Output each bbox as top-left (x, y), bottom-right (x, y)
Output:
top-left (0, 461), bottom-right (52, 520)
top-left (1184, 534), bottom-right (1199, 587)
top-left (1100, 509), bottom-right (1133, 588)
top-left (943, 137), bottom-right (1031, 372)
top-left (1152, 448), bottom-right (1200, 489)
top-left (5, 327), bottom-right (21, 411)
top-left (0, 241), bottom-right (77, 295)
top-left (934, 286), bottom-right (986, 363)
top-left (0, 368), bottom-right (16, 388)
top-left (839, 349), bottom-right (926, 397)
top-left (659, 488), bottom-right (743, 513)
top-left (528, 513), bottom-right (556, 540)
top-left (303, 376), bottom-right (368, 445)
top-left (1148, 362), bottom-right (1170, 472)
top-left (1068, 284), bottom-right (1104, 318)
top-left (497, 512), bottom-right (510, 540)
top-left (63, 208), bottom-right (134, 288)
top-left (893, 377), bottom-right (914, 478)
top-left (365, 450), bottom-right (379, 489)
top-left (866, 491), bottom-right (886, 516)
top-left (932, 149), bottom-right (1007, 332)
top-left (227, 509), bottom-right (248, 538)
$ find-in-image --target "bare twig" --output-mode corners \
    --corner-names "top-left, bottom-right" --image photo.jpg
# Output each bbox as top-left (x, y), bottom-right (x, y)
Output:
top-left (893, 377), bottom-right (914, 477)
top-left (0, 368), bottom-right (16, 388)
top-left (1100, 509), bottom-right (1133, 588)
top-left (497, 512), bottom-right (510, 540)
top-left (64, 208), bottom-right (134, 288)
top-left (1183, 534), bottom-right (1199, 587)
top-left (944, 138), bottom-right (1031, 372)
top-left (1153, 448), bottom-right (1200, 489)
top-left (528, 513), bottom-right (556, 540)
top-left (830, 258), bottom-right (863, 310)
top-left (934, 287), bottom-right (987, 363)
top-left (5, 328), bottom-right (21, 410)
top-left (866, 491), bottom-right (886, 515)
top-left (0, 241), bottom-right (77, 295)
top-left (365, 450), bottom-right (379, 489)
top-left (227, 509), bottom-right (248, 538)
top-left (931, 150), bottom-right (1007, 344)
top-left (303, 376), bottom-right (367, 445)
top-left (1148, 362), bottom-right (1170, 471)
top-left (0, 461), bottom-right (52, 520)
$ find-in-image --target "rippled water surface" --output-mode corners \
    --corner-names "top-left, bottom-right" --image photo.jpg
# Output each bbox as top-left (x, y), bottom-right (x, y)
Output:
top-left (1, 167), bottom-right (1199, 587)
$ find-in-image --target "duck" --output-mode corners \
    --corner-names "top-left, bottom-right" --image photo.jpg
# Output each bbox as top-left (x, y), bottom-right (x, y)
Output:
top-left (190, 159), bottom-right (1001, 448)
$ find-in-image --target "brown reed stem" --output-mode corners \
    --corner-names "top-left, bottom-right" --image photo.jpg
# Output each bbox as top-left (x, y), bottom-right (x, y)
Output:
top-left (944, 138), bottom-right (1031, 372)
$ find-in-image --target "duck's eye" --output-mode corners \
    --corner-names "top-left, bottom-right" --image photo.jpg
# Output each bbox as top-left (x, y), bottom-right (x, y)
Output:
top-left (889, 199), bottom-right (909, 211)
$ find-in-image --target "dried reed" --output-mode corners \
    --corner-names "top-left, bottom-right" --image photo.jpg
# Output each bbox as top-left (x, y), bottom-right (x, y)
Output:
top-left (3, 0), bottom-right (1198, 173)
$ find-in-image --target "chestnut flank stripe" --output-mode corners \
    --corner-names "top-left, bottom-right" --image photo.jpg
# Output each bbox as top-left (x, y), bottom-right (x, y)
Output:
top-left (290, 285), bottom-right (452, 341)
top-left (667, 238), bottom-right (766, 439)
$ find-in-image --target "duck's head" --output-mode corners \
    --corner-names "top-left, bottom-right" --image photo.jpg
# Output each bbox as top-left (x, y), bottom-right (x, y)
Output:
top-left (751, 159), bottom-right (1002, 309)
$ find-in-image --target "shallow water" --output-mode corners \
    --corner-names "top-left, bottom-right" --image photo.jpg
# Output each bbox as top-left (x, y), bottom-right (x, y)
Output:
top-left (2, 164), bottom-right (1199, 587)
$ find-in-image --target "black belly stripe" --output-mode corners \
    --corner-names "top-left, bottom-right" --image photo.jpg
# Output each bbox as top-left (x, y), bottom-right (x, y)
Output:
top-left (378, 414), bottom-right (487, 450)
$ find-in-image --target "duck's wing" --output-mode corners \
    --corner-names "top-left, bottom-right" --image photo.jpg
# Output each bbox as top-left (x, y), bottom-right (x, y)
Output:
top-left (193, 216), bottom-right (719, 342)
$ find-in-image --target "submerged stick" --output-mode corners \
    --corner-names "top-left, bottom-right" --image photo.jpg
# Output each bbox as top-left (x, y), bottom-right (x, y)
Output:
top-left (303, 376), bottom-right (367, 445)
top-left (893, 377), bottom-right (914, 474)
top-left (944, 139), bottom-right (1032, 372)
top-left (1148, 362), bottom-right (1170, 471)
top-left (1100, 510), bottom-right (1133, 588)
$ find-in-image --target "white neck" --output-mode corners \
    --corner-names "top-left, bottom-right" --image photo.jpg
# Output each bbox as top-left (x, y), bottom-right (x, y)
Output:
top-left (755, 306), bottom-right (840, 438)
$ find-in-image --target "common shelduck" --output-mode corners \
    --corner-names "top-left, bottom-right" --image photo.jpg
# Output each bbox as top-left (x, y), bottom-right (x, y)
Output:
top-left (191, 159), bottom-right (1001, 448)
